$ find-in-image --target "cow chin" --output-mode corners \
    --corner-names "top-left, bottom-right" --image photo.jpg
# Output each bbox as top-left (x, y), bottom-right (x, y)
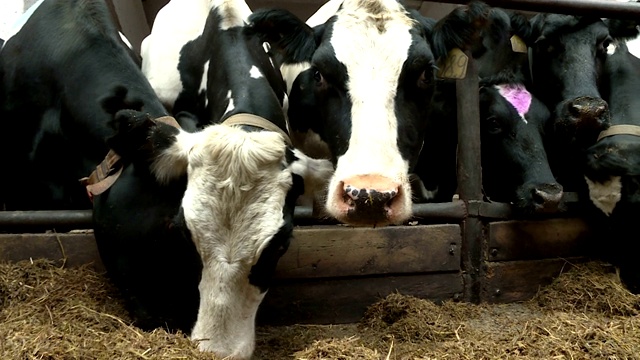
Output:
top-left (190, 265), bottom-right (266, 360)
top-left (325, 175), bottom-right (413, 227)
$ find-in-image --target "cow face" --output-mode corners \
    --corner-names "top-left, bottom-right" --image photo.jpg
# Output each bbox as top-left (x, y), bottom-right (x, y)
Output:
top-left (249, 0), bottom-right (491, 226)
top-left (479, 83), bottom-right (563, 213)
top-left (529, 15), bottom-right (612, 150)
top-left (107, 110), bottom-right (333, 359)
top-left (584, 39), bottom-right (640, 216)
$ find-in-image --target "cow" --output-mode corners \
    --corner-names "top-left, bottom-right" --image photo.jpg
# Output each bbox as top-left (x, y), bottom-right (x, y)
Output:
top-left (247, 0), bottom-right (493, 227)
top-left (91, 1), bottom-right (333, 359)
top-left (140, 0), bottom-right (253, 111)
top-left (583, 21), bottom-right (640, 293)
top-left (0, 0), bottom-right (167, 211)
top-left (412, 7), bottom-right (563, 214)
top-left (526, 14), bottom-right (614, 193)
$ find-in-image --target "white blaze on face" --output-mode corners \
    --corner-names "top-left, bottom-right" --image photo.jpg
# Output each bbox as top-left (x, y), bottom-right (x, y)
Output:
top-left (156, 124), bottom-right (292, 359)
top-left (224, 90), bottom-right (235, 116)
top-left (325, 0), bottom-right (415, 223)
top-left (249, 65), bottom-right (263, 79)
top-left (199, 60), bottom-right (210, 107)
top-left (585, 175), bottom-right (622, 216)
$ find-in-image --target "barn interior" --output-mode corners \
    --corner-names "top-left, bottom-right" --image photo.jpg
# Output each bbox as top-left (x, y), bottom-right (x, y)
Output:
top-left (1, 0), bottom-right (639, 329)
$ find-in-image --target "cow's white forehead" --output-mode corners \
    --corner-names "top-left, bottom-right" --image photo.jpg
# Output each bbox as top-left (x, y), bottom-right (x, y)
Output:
top-left (180, 125), bottom-right (291, 265)
top-left (328, 0), bottom-right (414, 175)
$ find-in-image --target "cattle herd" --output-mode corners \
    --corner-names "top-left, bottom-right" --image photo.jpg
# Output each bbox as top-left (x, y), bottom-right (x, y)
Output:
top-left (1, 0), bottom-right (639, 358)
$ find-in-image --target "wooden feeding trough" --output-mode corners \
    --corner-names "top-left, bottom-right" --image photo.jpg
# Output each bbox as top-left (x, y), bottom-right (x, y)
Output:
top-left (1, 0), bottom-right (636, 326)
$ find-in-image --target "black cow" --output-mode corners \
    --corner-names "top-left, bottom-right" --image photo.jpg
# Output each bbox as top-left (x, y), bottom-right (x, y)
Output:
top-left (248, 0), bottom-right (493, 226)
top-left (583, 22), bottom-right (640, 293)
top-left (91, 1), bottom-right (332, 359)
top-left (413, 8), bottom-right (563, 214)
top-left (527, 14), bottom-right (614, 192)
top-left (0, 0), bottom-right (167, 211)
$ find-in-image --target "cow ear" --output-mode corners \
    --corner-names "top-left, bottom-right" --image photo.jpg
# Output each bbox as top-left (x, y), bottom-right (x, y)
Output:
top-left (107, 109), bottom-right (156, 159)
top-left (288, 148), bottom-right (334, 201)
top-left (247, 8), bottom-right (317, 64)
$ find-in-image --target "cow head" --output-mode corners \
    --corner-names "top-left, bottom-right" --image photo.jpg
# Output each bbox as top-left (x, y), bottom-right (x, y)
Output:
top-left (479, 81), bottom-right (563, 213)
top-left (584, 30), bottom-right (640, 216)
top-left (108, 110), bottom-right (333, 359)
top-left (528, 14), bottom-right (612, 151)
top-left (248, 0), bottom-right (491, 226)
top-left (414, 7), bottom-right (563, 213)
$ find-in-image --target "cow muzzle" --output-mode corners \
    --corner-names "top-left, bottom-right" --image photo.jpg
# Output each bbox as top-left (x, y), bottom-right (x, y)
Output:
top-left (330, 174), bottom-right (408, 226)
top-left (517, 182), bottom-right (564, 214)
top-left (556, 97), bottom-right (610, 146)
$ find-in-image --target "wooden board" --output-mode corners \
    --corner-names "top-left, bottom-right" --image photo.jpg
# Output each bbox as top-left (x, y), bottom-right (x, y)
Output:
top-left (480, 257), bottom-right (585, 303)
top-left (279, 224), bottom-right (461, 279)
top-left (0, 224), bottom-right (461, 279)
top-left (488, 218), bottom-right (592, 262)
top-left (258, 272), bottom-right (463, 325)
top-left (0, 233), bottom-right (104, 271)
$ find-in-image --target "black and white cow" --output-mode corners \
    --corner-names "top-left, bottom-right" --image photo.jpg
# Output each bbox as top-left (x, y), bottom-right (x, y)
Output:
top-left (527, 14), bottom-right (614, 192)
top-left (413, 7), bottom-right (563, 214)
top-left (0, 0), bottom-right (167, 211)
top-left (140, 0), bottom-right (253, 112)
top-left (583, 21), bottom-right (640, 293)
top-left (92, 1), bottom-right (333, 359)
top-left (248, 0), bottom-right (493, 226)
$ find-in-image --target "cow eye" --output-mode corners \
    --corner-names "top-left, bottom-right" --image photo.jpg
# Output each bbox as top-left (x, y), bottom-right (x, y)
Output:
top-left (486, 117), bottom-right (502, 135)
top-left (598, 36), bottom-right (613, 54)
top-left (313, 70), bottom-right (324, 84)
top-left (417, 69), bottom-right (431, 89)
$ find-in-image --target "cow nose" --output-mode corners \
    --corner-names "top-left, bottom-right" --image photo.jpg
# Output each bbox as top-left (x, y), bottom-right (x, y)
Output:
top-left (341, 175), bottom-right (400, 223)
top-left (565, 97), bottom-right (610, 128)
top-left (568, 97), bottom-right (607, 118)
top-left (530, 183), bottom-right (564, 213)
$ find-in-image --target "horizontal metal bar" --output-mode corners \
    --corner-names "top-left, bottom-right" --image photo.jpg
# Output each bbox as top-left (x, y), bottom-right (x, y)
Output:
top-left (432, 0), bottom-right (640, 19)
top-left (0, 192), bottom-right (584, 230)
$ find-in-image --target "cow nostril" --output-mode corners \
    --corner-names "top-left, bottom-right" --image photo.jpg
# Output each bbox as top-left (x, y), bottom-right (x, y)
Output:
top-left (531, 185), bottom-right (563, 207)
top-left (568, 103), bottom-right (584, 117)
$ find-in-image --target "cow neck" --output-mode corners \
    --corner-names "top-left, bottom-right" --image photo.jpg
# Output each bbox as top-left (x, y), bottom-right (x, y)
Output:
top-left (222, 113), bottom-right (292, 147)
top-left (597, 124), bottom-right (640, 141)
top-left (82, 115), bottom-right (181, 199)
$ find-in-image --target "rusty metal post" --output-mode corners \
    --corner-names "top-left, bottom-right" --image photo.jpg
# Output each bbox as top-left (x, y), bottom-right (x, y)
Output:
top-left (455, 51), bottom-right (484, 303)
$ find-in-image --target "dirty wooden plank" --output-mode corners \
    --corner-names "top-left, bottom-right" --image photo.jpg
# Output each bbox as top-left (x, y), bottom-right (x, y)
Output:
top-left (481, 257), bottom-right (586, 303)
top-left (0, 233), bottom-right (104, 271)
top-left (487, 218), bottom-right (592, 262)
top-left (259, 272), bottom-right (463, 325)
top-left (279, 224), bottom-right (461, 279)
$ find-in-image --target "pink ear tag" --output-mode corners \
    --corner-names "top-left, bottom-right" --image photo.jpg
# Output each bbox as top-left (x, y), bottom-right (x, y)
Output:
top-left (496, 84), bottom-right (532, 123)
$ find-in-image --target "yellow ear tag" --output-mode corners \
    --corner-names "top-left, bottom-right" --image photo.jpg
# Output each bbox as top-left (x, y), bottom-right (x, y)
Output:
top-left (510, 35), bottom-right (528, 53)
top-left (436, 48), bottom-right (468, 80)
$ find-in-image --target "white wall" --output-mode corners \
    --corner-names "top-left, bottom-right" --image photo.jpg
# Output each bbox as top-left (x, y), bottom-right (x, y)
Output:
top-left (0, 0), bottom-right (25, 40)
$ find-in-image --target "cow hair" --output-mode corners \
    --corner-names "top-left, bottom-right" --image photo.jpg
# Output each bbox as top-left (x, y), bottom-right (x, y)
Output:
top-left (430, 1), bottom-right (491, 59)
top-left (530, 13), bottom-right (602, 42)
top-left (247, 8), bottom-right (319, 64)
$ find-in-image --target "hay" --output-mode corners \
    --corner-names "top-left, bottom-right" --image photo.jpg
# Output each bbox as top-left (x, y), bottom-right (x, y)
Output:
top-left (530, 261), bottom-right (640, 316)
top-left (293, 337), bottom-right (381, 360)
top-left (3, 259), bottom-right (640, 360)
top-left (0, 259), bottom-right (220, 360)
